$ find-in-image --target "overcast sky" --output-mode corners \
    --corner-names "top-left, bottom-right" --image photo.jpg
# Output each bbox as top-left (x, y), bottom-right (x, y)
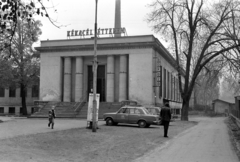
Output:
top-left (35, 0), bottom-right (166, 46)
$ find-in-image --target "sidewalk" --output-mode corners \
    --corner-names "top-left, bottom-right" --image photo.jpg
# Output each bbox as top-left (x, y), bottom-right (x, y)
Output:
top-left (133, 117), bottom-right (239, 162)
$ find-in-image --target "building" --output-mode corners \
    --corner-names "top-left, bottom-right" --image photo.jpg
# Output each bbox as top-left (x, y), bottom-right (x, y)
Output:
top-left (36, 35), bottom-right (183, 112)
top-left (0, 86), bottom-right (39, 115)
top-left (212, 99), bottom-right (234, 114)
top-left (35, 0), bottom-right (183, 115)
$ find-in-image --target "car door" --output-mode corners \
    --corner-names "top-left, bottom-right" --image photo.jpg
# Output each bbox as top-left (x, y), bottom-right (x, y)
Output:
top-left (115, 108), bottom-right (129, 123)
top-left (128, 108), bottom-right (142, 124)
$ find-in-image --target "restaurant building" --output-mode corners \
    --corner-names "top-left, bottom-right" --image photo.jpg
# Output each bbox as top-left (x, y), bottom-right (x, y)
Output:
top-left (35, 0), bottom-right (183, 114)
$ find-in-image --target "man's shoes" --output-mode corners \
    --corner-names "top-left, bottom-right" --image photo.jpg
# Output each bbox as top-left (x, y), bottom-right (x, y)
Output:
top-left (164, 136), bottom-right (168, 138)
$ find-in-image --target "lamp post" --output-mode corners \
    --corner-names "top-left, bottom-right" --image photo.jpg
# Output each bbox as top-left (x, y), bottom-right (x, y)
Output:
top-left (92, 0), bottom-right (98, 132)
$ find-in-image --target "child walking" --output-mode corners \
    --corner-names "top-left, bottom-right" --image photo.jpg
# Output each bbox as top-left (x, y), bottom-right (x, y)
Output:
top-left (48, 106), bottom-right (56, 129)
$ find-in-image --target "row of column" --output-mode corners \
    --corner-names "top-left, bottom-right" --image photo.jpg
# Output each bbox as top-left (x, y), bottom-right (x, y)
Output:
top-left (63, 55), bottom-right (127, 102)
top-left (63, 57), bottom-right (83, 102)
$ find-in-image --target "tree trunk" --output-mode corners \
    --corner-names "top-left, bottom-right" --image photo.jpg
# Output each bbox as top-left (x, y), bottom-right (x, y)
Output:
top-left (193, 88), bottom-right (197, 110)
top-left (21, 84), bottom-right (28, 116)
top-left (181, 98), bottom-right (190, 121)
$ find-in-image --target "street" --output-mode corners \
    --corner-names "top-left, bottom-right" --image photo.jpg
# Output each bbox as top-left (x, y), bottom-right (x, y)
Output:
top-left (134, 117), bottom-right (239, 162)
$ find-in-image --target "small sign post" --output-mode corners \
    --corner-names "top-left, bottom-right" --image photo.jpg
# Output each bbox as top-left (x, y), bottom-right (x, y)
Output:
top-left (87, 93), bottom-right (100, 128)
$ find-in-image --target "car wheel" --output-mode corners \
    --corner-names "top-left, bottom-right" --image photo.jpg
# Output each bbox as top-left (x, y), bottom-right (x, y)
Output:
top-left (106, 118), bottom-right (114, 126)
top-left (138, 120), bottom-right (147, 128)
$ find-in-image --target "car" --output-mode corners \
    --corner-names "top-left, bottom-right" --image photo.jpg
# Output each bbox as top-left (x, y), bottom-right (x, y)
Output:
top-left (146, 107), bottom-right (161, 116)
top-left (103, 106), bottom-right (160, 128)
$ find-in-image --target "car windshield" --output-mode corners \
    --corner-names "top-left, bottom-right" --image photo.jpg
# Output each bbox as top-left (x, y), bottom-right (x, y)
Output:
top-left (142, 107), bottom-right (150, 114)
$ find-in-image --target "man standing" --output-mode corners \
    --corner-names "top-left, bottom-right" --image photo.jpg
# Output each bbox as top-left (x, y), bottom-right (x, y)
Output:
top-left (160, 103), bottom-right (171, 137)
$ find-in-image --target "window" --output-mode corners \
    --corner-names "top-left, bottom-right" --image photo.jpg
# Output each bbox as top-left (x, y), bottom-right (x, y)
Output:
top-left (171, 74), bottom-right (174, 100)
top-left (176, 109), bottom-right (180, 114)
top-left (31, 107), bottom-right (35, 114)
top-left (135, 109), bottom-right (141, 114)
top-left (167, 71), bottom-right (170, 99)
top-left (129, 108), bottom-right (135, 114)
top-left (9, 107), bottom-right (15, 114)
top-left (0, 107), bottom-right (4, 113)
top-left (173, 77), bottom-right (176, 101)
top-left (163, 68), bottom-right (166, 98)
top-left (32, 85), bottom-right (39, 97)
top-left (118, 108), bottom-right (126, 113)
top-left (159, 66), bottom-right (162, 98)
top-left (0, 87), bottom-right (5, 97)
top-left (9, 86), bottom-right (16, 97)
top-left (20, 87), bottom-right (27, 97)
top-left (20, 107), bottom-right (23, 114)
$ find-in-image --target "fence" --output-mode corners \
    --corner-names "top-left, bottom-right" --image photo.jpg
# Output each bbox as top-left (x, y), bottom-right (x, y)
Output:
top-left (229, 103), bottom-right (239, 119)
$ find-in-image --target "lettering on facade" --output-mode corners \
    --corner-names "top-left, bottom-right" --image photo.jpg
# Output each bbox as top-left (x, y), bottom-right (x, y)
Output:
top-left (156, 58), bottom-right (161, 87)
top-left (67, 27), bottom-right (126, 37)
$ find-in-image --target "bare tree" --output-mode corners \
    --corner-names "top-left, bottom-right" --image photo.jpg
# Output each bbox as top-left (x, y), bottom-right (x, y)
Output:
top-left (148, 0), bottom-right (240, 120)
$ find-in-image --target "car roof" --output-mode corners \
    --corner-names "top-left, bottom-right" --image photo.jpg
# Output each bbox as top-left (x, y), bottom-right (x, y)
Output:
top-left (147, 107), bottom-right (160, 109)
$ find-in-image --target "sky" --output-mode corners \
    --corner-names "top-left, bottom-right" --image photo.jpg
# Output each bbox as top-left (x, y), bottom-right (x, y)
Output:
top-left (34, 0), bottom-right (166, 47)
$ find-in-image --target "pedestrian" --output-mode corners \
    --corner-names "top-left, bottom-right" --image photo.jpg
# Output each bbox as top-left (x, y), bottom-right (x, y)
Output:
top-left (48, 106), bottom-right (56, 129)
top-left (160, 102), bottom-right (171, 138)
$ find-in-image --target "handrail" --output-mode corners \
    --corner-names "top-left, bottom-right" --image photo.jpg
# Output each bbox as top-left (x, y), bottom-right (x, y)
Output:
top-left (74, 92), bottom-right (88, 112)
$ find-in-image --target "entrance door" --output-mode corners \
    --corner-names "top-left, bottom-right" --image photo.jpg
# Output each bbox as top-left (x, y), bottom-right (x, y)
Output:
top-left (88, 65), bottom-right (106, 102)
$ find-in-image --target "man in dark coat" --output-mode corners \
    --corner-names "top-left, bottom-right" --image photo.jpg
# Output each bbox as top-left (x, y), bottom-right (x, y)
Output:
top-left (160, 103), bottom-right (171, 137)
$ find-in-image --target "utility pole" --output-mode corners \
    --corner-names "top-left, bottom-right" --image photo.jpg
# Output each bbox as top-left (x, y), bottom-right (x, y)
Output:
top-left (92, 0), bottom-right (98, 132)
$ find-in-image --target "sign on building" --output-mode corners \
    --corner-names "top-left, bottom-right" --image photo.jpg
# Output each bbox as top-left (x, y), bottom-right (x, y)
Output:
top-left (155, 58), bottom-right (161, 87)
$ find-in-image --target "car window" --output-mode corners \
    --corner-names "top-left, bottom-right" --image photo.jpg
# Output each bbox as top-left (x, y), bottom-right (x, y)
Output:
top-left (142, 107), bottom-right (150, 114)
top-left (129, 108), bottom-right (135, 114)
top-left (118, 108), bottom-right (126, 113)
top-left (148, 109), bottom-right (154, 114)
top-left (135, 108), bottom-right (144, 114)
top-left (124, 108), bottom-right (130, 114)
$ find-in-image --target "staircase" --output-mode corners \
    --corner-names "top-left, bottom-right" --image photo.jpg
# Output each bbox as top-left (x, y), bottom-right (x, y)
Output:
top-left (30, 101), bottom-right (121, 119)
top-left (76, 102), bottom-right (121, 119)
top-left (30, 101), bottom-right (80, 118)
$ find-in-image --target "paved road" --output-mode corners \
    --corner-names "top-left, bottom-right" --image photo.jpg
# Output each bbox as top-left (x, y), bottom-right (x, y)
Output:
top-left (134, 117), bottom-right (239, 162)
top-left (0, 117), bottom-right (105, 139)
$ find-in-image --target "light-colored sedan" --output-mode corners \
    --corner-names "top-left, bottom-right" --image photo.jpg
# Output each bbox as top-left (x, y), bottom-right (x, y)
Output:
top-left (146, 107), bottom-right (161, 116)
top-left (103, 106), bottom-right (160, 128)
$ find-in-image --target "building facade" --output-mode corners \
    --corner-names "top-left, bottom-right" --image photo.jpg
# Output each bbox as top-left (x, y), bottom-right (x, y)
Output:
top-left (0, 86), bottom-right (39, 115)
top-left (36, 35), bottom-right (183, 111)
top-left (212, 99), bottom-right (234, 114)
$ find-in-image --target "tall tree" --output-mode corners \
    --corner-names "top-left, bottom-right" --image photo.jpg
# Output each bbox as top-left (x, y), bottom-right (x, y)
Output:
top-left (148, 0), bottom-right (240, 120)
top-left (0, 0), bottom-right (58, 54)
top-left (4, 19), bottom-right (41, 115)
top-left (0, 56), bottom-right (13, 86)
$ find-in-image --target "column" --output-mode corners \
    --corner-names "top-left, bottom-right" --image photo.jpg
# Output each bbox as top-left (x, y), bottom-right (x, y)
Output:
top-left (107, 55), bottom-right (114, 102)
top-left (119, 55), bottom-right (127, 101)
top-left (63, 57), bottom-right (71, 102)
top-left (75, 57), bottom-right (83, 102)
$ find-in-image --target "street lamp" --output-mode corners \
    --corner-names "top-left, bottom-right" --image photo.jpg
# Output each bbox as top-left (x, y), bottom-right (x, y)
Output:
top-left (92, 0), bottom-right (98, 132)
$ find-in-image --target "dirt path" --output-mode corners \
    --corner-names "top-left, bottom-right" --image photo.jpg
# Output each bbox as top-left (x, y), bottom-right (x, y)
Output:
top-left (0, 117), bottom-right (104, 139)
top-left (134, 117), bottom-right (239, 162)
